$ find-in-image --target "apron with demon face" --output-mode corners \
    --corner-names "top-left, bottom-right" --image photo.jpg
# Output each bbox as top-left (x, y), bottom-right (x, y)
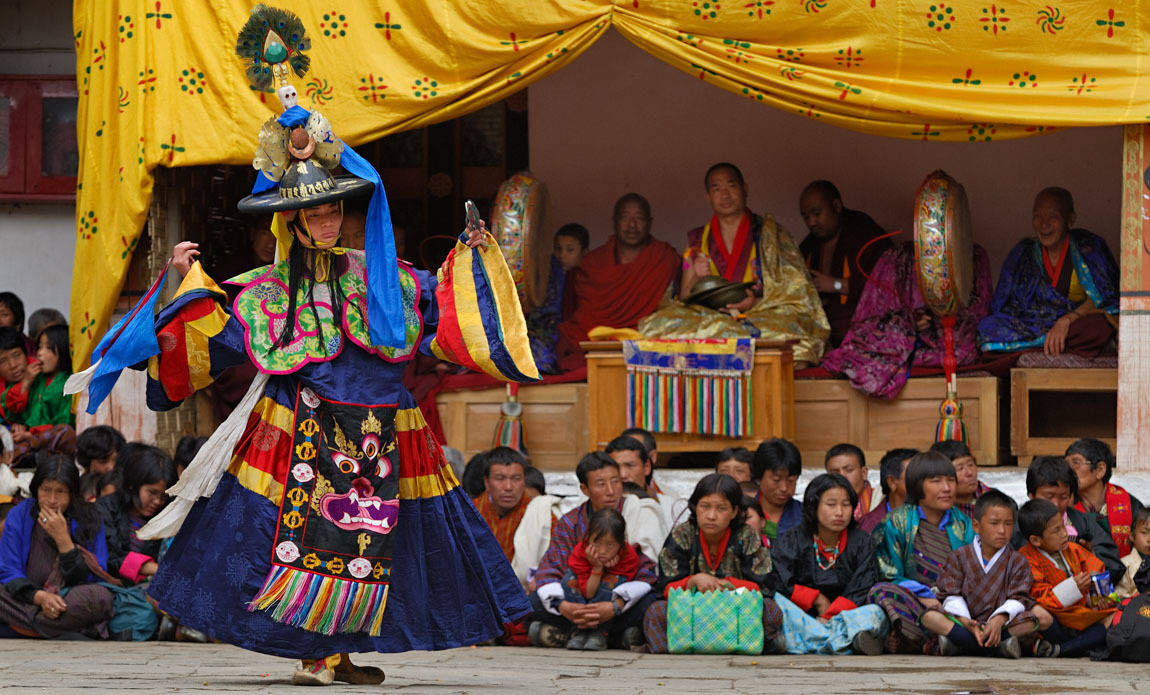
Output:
top-left (255, 386), bottom-right (399, 635)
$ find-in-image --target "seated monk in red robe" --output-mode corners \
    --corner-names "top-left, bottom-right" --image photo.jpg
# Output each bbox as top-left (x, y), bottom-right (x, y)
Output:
top-left (556, 193), bottom-right (680, 370)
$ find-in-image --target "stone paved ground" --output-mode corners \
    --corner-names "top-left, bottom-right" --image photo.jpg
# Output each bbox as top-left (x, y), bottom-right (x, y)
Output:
top-left (2, 641), bottom-right (1146, 694)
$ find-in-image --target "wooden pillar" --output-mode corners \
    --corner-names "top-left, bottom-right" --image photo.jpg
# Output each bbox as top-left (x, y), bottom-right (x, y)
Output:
top-left (1117, 125), bottom-right (1150, 471)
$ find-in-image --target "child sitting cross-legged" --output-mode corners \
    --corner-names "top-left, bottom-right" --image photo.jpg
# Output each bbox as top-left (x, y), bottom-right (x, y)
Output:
top-left (922, 490), bottom-right (1053, 658)
top-left (1018, 498), bottom-right (1119, 658)
top-left (561, 508), bottom-right (643, 651)
top-left (1116, 508), bottom-right (1150, 600)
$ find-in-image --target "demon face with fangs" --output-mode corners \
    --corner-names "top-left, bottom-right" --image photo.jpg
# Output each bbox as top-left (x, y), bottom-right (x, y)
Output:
top-left (319, 476), bottom-right (399, 533)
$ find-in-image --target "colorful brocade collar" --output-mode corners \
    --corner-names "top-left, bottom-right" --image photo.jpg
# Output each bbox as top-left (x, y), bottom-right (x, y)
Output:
top-left (228, 250), bottom-right (421, 375)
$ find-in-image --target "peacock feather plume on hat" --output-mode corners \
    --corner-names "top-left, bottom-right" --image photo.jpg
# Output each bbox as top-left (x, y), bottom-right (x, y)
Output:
top-left (236, 4), bottom-right (312, 92)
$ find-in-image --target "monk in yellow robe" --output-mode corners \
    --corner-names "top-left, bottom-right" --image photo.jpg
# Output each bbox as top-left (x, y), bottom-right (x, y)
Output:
top-left (638, 163), bottom-right (829, 365)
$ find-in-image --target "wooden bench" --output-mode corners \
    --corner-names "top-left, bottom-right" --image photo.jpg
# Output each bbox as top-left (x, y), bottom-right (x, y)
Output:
top-left (435, 383), bottom-right (589, 471)
top-left (793, 376), bottom-right (1006, 467)
top-left (1010, 368), bottom-right (1118, 464)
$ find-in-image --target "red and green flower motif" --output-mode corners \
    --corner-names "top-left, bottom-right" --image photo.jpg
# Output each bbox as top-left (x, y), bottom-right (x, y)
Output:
top-left (80, 210), bottom-right (98, 240)
top-left (979, 5), bottom-right (1009, 34)
top-left (358, 74), bottom-right (387, 103)
top-left (160, 133), bottom-right (184, 163)
top-left (742, 86), bottom-right (766, 101)
top-left (952, 68), bottom-right (980, 86)
top-left (693, 1), bottom-right (720, 19)
top-left (835, 81), bottom-right (861, 100)
top-left (178, 68), bottom-right (206, 96)
top-left (744, 1), bottom-right (774, 19)
top-left (803, 0), bottom-right (828, 13)
top-left (926, 4), bottom-right (956, 31)
top-left (723, 39), bottom-right (753, 64)
top-left (967, 124), bottom-right (996, 142)
top-left (1036, 6), bottom-right (1065, 34)
top-left (137, 69), bottom-right (157, 93)
top-left (835, 46), bottom-right (863, 68)
top-left (375, 12), bottom-right (402, 40)
top-left (411, 77), bottom-right (438, 100)
top-left (501, 33), bottom-right (530, 51)
top-left (321, 11), bottom-right (349, 39)
top-left (1068, 73), bottom-right (1096, 95)
top-left (306, 78), bottom-right (334, 105)
top-left (121, 235), bottom-right (139, 260)
top-left (118, 14), bottom-right (135, 43)
top-left (146, 2), bottom-right (172, 29)
top-left (1008, 71), bottom-right (1038, 88)
top-left (777, 48), bottom-right (804, 63)
top-left (1096, 8), bottom-right (1123, 38)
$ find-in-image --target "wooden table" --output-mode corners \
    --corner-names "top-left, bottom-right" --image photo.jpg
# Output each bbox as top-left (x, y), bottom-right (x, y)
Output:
top-left (581, 340), bottom-right (795, 453)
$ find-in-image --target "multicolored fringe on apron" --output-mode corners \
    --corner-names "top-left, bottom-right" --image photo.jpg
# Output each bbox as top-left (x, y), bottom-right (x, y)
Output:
top-left (248, 386), bottom-right (401, 637)
top-left (623, 338), bottom-right (754, 437)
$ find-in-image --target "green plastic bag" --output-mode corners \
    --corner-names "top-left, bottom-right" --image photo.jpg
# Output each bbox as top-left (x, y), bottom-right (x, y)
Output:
top-left (667, 586), bottom-right (764, 655)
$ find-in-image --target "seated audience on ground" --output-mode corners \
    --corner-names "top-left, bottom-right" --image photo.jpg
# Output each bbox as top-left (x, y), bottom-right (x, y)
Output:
top-left (172, 435), bottom-right (207, 478)
top-left (979, 187), bottom-right (1119, 356)
top-left (561, 508), bottom-right (646, 651)
top-left (870, 451), bottom-right (974, 654)
top-left (1011, 456), bottom-right (1125, 582)
top-left (639, 163), bottom-right (829, 367)
top-left (0, 326), bottom-right (76, 466)
top-left (97, 444), bottom-right (178, 585)
top-left (1018, 498), bottom-right (1118, 658)
top-left (93, 469), bottom-right (121, 500)
top-left (923, 491), bottom-right (1052, 659)
top-left (824, 443), bottom-right (876, 521)
top-left (523, 465), bottom-right (546, 498)
top-left (0, 427), bottom-right (11, 467)
top-left (0, 454), bottom-right (114, 639)
top-left (607, 434), bottom-right (687, 530)
top-left (0, 500), bottom-right (17, 538)
top-left (716, 446), bottom-right (754, 484)
top-left (753, 438), bottom-right (803, 541)
top-left (1065, 437), bottom-right (1144, 557)
top-left (530, 453), bottom-right (659, 649)
top-left (821, 239), bottom-right (992, 399)
top-left (860, 448), bottom-right (918, 535)
top-left (472, 447), bottom-right (531, 563)
top-left (0, 293), bottom-right (31, 354)
top-left (528, 224), bottom-right (588, 374)
top-left (25, 308), bottom-right (65, 344)
top-left (76, 425), bottom-right (126, 502)
top-left (771, 473), bottom-right (887, 655)
top-left (930, 440), bottom-right (993, 519)
top-left (555, 193), bottom-right (681, 370)
top-left (798, 180), bottom-right (892, 347)
top-left (642, 474), bottom-right (784, 654)
top-left (460, 451), bottom-right (490, 498)
top-left (743, 495), bottom-right (769, 547)
top-left (1116, 508), bottom-right (1150, 600)
top-left (621, 427), bottom-right (660, 470)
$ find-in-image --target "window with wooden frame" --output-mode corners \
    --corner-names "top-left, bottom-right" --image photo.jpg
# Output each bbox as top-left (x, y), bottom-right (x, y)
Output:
top-left (0, 75), bottom-right (78, 200)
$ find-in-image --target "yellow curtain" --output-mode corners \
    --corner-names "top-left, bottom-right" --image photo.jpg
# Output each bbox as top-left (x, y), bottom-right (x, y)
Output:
top-left (71, 0), bottom-right (1150, 368)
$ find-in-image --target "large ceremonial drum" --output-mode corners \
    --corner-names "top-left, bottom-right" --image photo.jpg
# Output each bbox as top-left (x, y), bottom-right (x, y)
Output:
top-left (490, 172), bottom-right (550, 312)
top-left (913, 170), bottom-right (974, 316)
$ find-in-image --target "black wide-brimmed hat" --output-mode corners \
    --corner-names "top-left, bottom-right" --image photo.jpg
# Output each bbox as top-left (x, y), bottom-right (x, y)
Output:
top-left (238, 158), bottom-right (374, 213)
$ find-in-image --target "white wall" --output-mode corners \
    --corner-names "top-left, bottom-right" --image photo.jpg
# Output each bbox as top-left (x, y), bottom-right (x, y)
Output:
top-left (0, 204), bottom-right (76, 316)
top-left (529, 31), bottom-right (1123, 281)
top-left (0, 0), bottom-right (77, 321)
